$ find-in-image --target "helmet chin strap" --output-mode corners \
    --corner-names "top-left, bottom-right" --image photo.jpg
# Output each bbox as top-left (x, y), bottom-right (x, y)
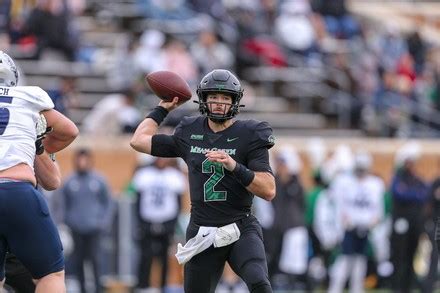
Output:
top-left (209, 116), bottom-right (230, 124)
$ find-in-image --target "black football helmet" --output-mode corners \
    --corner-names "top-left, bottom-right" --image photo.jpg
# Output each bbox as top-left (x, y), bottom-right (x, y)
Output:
top-left (196, 69), bottom-right (244, 123)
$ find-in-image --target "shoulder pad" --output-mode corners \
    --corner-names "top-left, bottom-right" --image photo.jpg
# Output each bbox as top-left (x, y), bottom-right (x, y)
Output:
top-left (15, 86), bottom-right (54, 110)
top-left (245, 120), bottom-right (275, 150)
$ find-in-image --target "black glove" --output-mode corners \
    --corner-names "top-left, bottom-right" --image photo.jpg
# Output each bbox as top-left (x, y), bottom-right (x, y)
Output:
top-left (35, 126), bottom-right (53, 155)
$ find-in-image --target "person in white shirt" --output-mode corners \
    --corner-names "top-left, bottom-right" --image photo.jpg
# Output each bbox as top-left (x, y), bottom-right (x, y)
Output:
top-left (132, 157), bottom-right (186, 292)
top-left (0, 51), bottom-right (78, 293)
top-left (328, 151), bottom-right (385, 293)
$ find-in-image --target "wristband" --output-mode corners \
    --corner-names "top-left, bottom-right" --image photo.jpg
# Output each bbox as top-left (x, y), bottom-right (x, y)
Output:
top-left (232, 163), bottom-right (255, 187)
top-left (146, 106), bottom-right (168, 125)
top-left (35, 138), bottom-right (45, 155)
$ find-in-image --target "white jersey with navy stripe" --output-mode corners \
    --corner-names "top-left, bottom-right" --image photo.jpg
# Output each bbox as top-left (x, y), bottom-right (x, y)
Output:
top-left (330, 172), bottom-right (385, 229)
top-left (0, 86), bottom-right (54, 171)
top-left (133, 166), bottom-right (186, 223)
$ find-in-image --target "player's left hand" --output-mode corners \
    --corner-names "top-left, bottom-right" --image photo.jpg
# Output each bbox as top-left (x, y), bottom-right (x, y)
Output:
top-left (205, 150), bottom-right (236, 171)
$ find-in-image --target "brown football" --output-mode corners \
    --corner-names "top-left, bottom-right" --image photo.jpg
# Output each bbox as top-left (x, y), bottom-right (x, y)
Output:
top-left (146, 71), bottom-right (192, 103)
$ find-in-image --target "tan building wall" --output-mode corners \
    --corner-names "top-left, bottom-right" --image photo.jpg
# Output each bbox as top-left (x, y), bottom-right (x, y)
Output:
top-left (57, 136), bottom-right (440, 194)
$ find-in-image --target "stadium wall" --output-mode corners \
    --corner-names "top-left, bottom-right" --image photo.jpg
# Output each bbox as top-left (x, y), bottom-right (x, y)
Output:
top-left (56, 136), bottom-right (440, 194)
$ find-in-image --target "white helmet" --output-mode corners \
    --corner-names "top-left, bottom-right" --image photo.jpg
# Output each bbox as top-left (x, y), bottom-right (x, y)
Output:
top-left (0, 51), bottom-right (18, 87)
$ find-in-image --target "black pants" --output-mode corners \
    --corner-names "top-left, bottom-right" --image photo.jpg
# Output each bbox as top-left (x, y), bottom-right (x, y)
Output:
top-left (71, 230), bottom-right (102, 293)
top-left (5, 253), bottom-right (35, 293)
top-left (390, 206), bottom-right (424, 293)
top-left (136, 221), bottom-right (174, 290)
top-left (184, 215), bottom-right (272, 293)
top-left (422, 219), bottom-right (438, 293)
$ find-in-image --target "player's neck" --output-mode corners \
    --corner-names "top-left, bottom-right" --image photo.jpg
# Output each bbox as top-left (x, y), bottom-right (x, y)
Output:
top-left (208, 118), bottom-right (234, 133)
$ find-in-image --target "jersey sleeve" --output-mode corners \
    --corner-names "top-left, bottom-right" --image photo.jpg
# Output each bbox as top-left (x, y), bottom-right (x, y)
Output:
top-left (247, 147), bottom-right (273, 174)
top-left (151, 122), bottom-right (185, 158)
top-left (248, 121), bottom-right (275, 151)
top-left (27, 86), bottom-right (55, 111)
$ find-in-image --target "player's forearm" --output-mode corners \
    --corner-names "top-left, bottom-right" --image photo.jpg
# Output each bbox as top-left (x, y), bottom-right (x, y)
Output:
top-left (43, 129), bottom-right (78, 153)
top-left (246, 172), bottom-right (276, 201)
top-left (42, 110), bottom-right (79, 153)
top-left (130, 118), bottom-right (158, 154)
top-left (35, 153), bottom-right (61, 190)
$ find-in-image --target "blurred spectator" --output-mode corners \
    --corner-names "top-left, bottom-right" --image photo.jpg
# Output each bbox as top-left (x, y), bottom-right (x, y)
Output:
top-left (187, 0), bottom-right (238, 44)
top-left (407, 31), bottom-right (427, 76)
top-left (311, 0), bottom-right (360, 39)
top-left (372, 24), bottom-right (408, 72)
top-left (82, 88), bottom-right (142, 136)
top-left (422, 160), bottom-right (440, 293)
top-left (256, 0), bottom-right (278, 35)
top-left (429, 68), bottom-right (440, 114)
top-left (305, 169), bottom-right (328, 286)
top-left (268, 147), bottom-right (308, 290)
top-left (0, 0), bottom-right (10, 34)
top-left (328, 52), bottom-right (362, 128)
top-left (46, 74), bottom-right (80, 117)
top-left (108, 34), bottom-right (143, 91)
top-left (374, 73), bottom-right (412, 137)
top-left (160, 36), bottom-right (199, 87)
top-left (390, 143), bottom-right (429, 293)
top-left (396, 53), bottom-right (417, 83)
top-left (21, 0), bottom-right (80, 61)
top-left (132, 157), bottom-right (186, 292)
top-left (190, 29), bottom-right (234, 76)
top-left (134, 29), bottom-right (166, 75)
top-left (59, 148), bottom-right (114, 293)
top-left (304, 138), bottom-right (329, 286)
top-left (328, 151), bottom-right (385, 293)
top-left (136, 0), bottom-right (197, 20)
top-left (274, 0), bottom-right (319, 58)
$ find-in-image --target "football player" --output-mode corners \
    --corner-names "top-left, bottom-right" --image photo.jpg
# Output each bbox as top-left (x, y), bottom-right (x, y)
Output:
top-left (0, 51), bottom-right (78, 292)
top-left (5, 139), bottom-right (62, 293)
top-left (131, 69), bottom-right (276, 293)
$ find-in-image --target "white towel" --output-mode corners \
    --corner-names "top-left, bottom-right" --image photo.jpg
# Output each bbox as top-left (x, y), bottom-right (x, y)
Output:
top-left (213, 223), bottom-right (240, 248)
top-left (175, 223), bottom-right (241, 264)
top-left (175, 226), bottom-right (217, 265)
top-left (279, 227), bottom-right (308, 274)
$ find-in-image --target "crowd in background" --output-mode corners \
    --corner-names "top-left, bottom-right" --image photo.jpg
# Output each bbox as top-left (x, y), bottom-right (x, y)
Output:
top-left (1, 0), bottom-right (440, 292)
top-left (0, 0), bottom-right (440, 137)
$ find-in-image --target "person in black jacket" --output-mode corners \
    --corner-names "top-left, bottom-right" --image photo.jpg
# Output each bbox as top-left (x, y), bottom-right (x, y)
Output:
top-left (390, 153), bottom-right (428, 293)
top-left (267, 148), bottom-right (307, 290)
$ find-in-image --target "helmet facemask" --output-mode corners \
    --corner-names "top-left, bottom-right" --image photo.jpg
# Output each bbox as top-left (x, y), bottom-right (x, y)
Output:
top-left (196, 70), bottom-right (244, 124)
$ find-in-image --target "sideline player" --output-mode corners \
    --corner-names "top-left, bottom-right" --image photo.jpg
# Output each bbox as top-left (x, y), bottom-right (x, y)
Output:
top-left (131, 69), bottom-right (275, 293)
top-left (0, 51), bottom-right (78, 292)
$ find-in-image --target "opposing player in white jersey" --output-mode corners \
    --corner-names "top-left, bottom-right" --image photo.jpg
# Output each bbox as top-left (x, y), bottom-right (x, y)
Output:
top-left (0, 51), bottom-right (78, 293)
top-left (328, 151), bottom-right (385, 293)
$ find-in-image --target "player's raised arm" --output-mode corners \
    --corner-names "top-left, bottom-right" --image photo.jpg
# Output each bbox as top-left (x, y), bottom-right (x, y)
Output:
top-left (41, 109), bottom-right (79, 153)
top-left (131, 71), bottom-right (191, 154)
top-left (130, 97), bottom-right (181, 154)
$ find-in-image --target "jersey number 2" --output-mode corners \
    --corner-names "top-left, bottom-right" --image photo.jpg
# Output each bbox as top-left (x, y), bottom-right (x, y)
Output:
top-left (202, 159), bottom-right (227, 201)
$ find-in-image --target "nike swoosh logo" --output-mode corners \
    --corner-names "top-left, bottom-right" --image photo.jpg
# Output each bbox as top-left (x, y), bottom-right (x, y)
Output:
top-left (227, 137), bottom-right (239, 142)
top-left (202, 233), bottom-right (210, 237)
